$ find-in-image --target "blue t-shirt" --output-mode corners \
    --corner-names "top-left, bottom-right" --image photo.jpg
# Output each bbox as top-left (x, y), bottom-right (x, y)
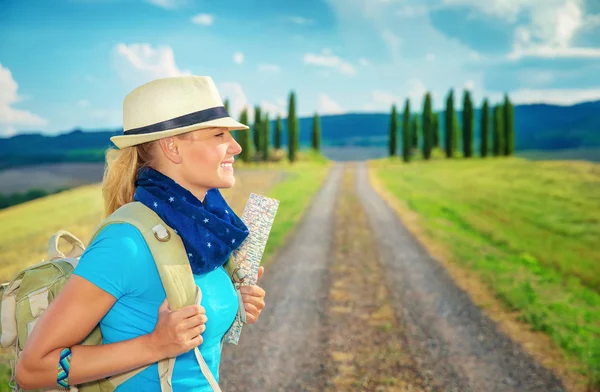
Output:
top-left (73, 223), bottom-right (238, 391)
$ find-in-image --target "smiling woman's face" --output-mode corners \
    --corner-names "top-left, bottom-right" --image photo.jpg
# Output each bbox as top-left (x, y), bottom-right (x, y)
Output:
top-left (154, 127), bottom-right (243, 201)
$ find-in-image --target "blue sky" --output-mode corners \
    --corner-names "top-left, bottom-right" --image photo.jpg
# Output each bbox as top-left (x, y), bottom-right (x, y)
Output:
top-left (1, 0), bottom-right (600, 136)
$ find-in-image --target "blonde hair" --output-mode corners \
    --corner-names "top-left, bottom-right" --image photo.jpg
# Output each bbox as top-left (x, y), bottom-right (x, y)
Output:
top-left (102, 142), bottom-right (156, 217)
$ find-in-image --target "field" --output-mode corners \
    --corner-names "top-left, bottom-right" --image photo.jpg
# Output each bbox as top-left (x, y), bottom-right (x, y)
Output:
top-left (517, 147), bottom-right (600, 163)
top-left (0, 163), bottom-right (106, 194)
top-left (369, 157), bottom-right (600, 386)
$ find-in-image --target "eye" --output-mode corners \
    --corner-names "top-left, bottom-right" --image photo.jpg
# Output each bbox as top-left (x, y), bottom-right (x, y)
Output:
top-left (215, 132), bottom-right (225, 138)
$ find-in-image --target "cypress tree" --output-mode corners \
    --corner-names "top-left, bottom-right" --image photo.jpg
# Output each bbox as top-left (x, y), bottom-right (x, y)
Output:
top-left (422, 92), bottom-right (433, 160)
top-left (312, 113), bottom-right (321, 151)
top-left (239, 108), bottom-right (250, 162)
top-left (388, 104), bottom-right (398, 157)
top-left (453, 113), bottom-right (460, 156)
top-left (402, 99), bottom-right (411, 162)
top-left (432, 112), bottom-right (440, 148)
top-left (445, 89), bottom-right (455, 158)
top-left (275, 115), bottom-right (282, 150)
top-left (287, 91), bottom-right (299, 163)
top-left (462, 90), bottom-right (474, 158)
top-left (263, 113), bottom-right (271, 161)
top-left (411, 115), bottom-right (419, 149)
top-left (224, 99), bottom-right (229, 113)
top-left (253, 106), bottom-right (262, 152)
top-left (493, 104), bottom-right (505, 156)
top-left (503, 94), bottom-right (515, 156)
top-left (480, 98), bottom-right (489, 158)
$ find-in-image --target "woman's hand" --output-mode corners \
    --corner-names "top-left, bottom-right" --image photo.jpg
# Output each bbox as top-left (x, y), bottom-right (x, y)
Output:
top-left (240, 266), bottom-right (266, 324)
top-left (148, 299), bottom-right (207, 358)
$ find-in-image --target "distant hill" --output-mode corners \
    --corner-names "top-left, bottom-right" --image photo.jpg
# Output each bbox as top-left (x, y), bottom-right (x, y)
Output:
top-left (1, 100), bottom-right (599, 168)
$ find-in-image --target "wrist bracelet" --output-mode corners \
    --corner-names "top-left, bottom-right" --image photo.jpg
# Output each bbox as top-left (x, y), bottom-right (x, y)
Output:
top-left (57, 347), bottom-right (72, 388)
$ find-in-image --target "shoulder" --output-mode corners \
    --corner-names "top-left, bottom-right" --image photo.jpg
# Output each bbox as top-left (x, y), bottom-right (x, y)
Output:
top-left (81, 222), bottom-right (156, 271)
top-left (87, 223), bottom-right (148, 256)
top-left (73, 223), bottom-right (155, 298)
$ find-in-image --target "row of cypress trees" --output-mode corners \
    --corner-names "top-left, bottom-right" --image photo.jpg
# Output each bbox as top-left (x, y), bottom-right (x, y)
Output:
top-left (389, 89), bottom-right (515, 162)
top-left (225, 91), bottom-right (322, 163)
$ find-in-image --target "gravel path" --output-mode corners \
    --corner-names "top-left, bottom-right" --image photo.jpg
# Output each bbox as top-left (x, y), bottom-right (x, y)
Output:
top-left (354, 161), bottom-right (566, 392)
top-left (219, 162), bottom-right (343, 391)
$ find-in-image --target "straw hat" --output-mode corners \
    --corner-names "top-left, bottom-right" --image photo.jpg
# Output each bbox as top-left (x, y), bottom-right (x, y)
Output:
top-left (110, 76), bottom-right (249, 149)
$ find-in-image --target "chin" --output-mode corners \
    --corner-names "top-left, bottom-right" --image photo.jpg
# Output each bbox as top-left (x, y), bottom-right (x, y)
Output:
top-left (217, 177), bottom-right (236, 189)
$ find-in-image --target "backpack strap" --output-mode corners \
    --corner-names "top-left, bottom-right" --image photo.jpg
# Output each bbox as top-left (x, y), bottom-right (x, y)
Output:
top-left (89, 202), bottom-right (197, 310)
top-left (87, 202), bottom-right (220, 391)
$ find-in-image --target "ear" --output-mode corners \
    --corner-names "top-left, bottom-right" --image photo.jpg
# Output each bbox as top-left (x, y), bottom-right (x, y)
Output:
top-left (157, 137), bottom-right (183, 164)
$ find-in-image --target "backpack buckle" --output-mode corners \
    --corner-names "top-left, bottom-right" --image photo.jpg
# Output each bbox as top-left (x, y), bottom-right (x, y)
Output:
top-left (230, 268), bottom-right (246, 284)
top-left (152, 225), bottom-right (171, 242)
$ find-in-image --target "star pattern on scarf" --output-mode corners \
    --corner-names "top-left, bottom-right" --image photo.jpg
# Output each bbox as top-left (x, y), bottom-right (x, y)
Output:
top-left (134, 167), bottom-right (249, 275)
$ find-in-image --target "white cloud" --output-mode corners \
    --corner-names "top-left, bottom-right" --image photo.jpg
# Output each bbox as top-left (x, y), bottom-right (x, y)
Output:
top-left (425, 53), bottom-right (436, 62)
top-left (396, 4), bottom-right (429, 18)
top-left (319, 94), bottom-right (344, 115)
top-left (78, 100), bottom-right (89, 108)
top-left (259, 99), bottom-right (287, 118)
top-left (289, 16), bottom-right (315, 25)
top-left (359, 58), bottom-right (371, 66)
top-left (258, 63), bottom-right (280, 72)
top-left (407, 78), bottom-right (427, 108)
top-left (233, 52), bottom-right (244, 64)
top-left (464, 80), bottom-right (475, 90)
top-left (113, 43), bottom-right (191, 85)
top-left (443, 0), bottom-right (600, 59)
top-left (494, 88), bottom-right (600, 106)
top-left (218, 82), bottom-right (249, 120)
top-left (303, 49), bottom-right (356, 76)
top-left (372, 90), bottom-right (400, 107)
top-left (0, 64), bottom-right (47, 135)
top-left (191, 13), bottom-right (213, 25)
top-left (381, 30), bottom-right (401, 63)
top-left (509, 46), bottom-right (600, 59)
top-left (146, 0), bottom-right (184, 9)
top-left (2, 125), bottom-right (16, 137)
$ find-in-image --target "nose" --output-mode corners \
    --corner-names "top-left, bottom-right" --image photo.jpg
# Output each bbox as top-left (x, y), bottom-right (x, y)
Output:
top-left (229, 131), bottom-right (243, 156)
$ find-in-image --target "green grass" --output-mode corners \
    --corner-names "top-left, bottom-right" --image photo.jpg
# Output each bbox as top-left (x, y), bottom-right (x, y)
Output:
top-left (370, 156), bottom-right (600, 387)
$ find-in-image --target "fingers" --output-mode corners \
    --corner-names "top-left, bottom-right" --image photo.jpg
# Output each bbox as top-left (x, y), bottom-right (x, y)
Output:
top-left (239, 285), bottom-right (265, 298)
top-left (181, 313), bottom-right (208, 330)
top-left (159, 298), bottom-right (170, 313)
top-left (244, 303), bottom-right (259, 324)
top-left (190, 334), bottom-right (203, 348)
top-left (176, 304), bottom-right (206, 320)
top-left (241, 294), bottom-right (265, 311)
top-left (257, 266), bottom-right (265, 280)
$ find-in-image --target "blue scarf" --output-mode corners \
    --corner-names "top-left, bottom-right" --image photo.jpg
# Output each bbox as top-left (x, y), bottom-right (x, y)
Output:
top-left (133, 167), bottom-right (249, 275)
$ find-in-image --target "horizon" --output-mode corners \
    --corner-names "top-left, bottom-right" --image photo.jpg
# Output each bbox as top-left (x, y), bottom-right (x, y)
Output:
top-left (4, 97), bottom-right (599, 139)
top-left (2, 0), bottom-right (600, 137)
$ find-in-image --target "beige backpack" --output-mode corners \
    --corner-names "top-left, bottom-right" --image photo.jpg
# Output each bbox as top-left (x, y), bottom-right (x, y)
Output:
top-left (0, 202), bottom-right (244, 392)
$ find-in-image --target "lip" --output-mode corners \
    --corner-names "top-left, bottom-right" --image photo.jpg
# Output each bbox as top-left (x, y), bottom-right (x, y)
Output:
top-left (221, 159), bottom-right (235, 165)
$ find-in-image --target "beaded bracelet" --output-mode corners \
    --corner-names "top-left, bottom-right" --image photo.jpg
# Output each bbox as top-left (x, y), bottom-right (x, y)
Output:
top-left (57, 347), bottom-right (72, 388)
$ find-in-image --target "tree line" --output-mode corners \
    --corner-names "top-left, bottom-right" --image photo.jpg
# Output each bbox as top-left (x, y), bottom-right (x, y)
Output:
top-left (0, 188), bottom-right (69, 210)
top-left (224, 91), bottom-right (321, 164)
top-left (388, 89), bottom-right (515, 162)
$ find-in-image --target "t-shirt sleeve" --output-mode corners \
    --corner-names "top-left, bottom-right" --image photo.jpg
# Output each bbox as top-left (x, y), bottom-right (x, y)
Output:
top-left (73, 223), bottom-right (152, 299)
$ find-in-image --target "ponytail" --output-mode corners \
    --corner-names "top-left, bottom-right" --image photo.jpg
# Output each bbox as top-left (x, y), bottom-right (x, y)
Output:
top-left (102, 142), bottom-right (156, 217)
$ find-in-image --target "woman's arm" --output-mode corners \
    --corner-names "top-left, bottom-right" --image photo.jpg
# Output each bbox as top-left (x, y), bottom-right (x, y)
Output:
top-left (16, 275), bottom-right (206, 390)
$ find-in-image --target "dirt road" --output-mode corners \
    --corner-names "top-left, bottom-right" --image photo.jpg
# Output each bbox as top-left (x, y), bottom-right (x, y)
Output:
top-left (219, 162), bottom-right (566, 392)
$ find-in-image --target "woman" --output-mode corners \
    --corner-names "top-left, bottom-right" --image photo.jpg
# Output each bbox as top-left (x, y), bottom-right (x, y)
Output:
top-left (15, 76), bottom-right (266, 391)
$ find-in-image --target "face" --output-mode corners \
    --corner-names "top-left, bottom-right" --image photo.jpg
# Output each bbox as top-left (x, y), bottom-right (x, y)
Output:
top-left (160, 127), bottom-right (243, 200)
